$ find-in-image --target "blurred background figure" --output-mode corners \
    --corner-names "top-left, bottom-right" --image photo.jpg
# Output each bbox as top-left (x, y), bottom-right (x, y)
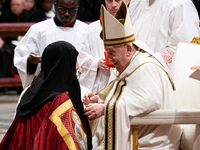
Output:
top-left (0, 0), bottom-right (32, 78)
top-left (0, 0), bottom-right (11, 14)
top-left (77, 0), bottom-right (105, 21)
top-left (31, 0), bottom-right (55, 22)
top-left (24, 0), bottom-right (36, 12)
top-left (0, 0), bottom-right (31, 22)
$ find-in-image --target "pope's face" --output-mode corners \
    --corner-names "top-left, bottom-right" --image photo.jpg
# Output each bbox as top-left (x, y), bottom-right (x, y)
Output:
top-left (105, 44), bottom-right (130, 73)
top-left (105, 0), bottom-right (130, 16)
top-left (55, 0), bottom-right (79, 25)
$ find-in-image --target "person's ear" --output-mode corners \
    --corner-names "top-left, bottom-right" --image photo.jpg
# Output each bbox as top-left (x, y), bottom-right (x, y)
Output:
top-left (126, 44), bottom-right (132, 57)
top-left (125, 0), bottom-right (130, 6)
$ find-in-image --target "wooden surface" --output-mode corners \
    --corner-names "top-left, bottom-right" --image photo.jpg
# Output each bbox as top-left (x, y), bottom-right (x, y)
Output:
top-left (0, 22), bottom-right (91, 37)
top-left (0, 23), bottom-right (35, 37)
top-left (0, 78), bottom-right (22, 88)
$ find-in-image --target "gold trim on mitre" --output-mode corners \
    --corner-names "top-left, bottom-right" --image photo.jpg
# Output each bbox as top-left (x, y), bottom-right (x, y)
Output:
top-left (100, 1), bottom-right (135, 46)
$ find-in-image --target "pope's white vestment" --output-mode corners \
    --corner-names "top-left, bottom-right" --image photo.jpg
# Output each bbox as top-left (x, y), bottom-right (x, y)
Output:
top-left (14, 18), bottom-right (88, 89)
top-left (93, 41), bottom-right (181, 150)
top-left (78, 20), bottom-right (111, 94)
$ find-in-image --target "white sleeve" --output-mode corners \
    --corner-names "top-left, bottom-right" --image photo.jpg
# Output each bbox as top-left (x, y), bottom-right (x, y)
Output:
top-left (168, 1), bottom-right (200, 49)
top-left (14, 26), bottom-right (40, 89)
top-left (77, 26), bottom-right (101, 91)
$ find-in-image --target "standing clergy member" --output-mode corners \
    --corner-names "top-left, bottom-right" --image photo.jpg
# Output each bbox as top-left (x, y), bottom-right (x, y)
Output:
top-left (83, 1), bottom-right (181, 150)
top-left (129, 0), bottom-right (200, 67)
top-left (78, 0), bottom-right (130, 94)
top-left (14, 0), bottom-right (88, 89)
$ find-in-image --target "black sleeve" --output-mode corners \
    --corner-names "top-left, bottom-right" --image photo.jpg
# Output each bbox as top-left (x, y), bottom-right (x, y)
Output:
top-left (27, 58), bottom-right (37, 74)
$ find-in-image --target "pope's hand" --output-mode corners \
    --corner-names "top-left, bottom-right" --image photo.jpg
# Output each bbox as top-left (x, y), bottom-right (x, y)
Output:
top-left (83, 91), bottom-right (98, 105)
top-left (84, 103), bottom-right (105, 120)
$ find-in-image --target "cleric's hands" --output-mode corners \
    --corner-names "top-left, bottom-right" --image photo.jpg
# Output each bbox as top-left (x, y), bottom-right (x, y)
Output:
top-left (83, 91), bottom-right (98, 105)
top-left (28, 52), bottom-right (41, 64)
top-left (84, 103), bottom-right (105, 120)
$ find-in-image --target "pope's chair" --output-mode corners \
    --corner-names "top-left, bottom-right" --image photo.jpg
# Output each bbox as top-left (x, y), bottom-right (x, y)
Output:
top-left (131, 39), bottom-right (200, 150)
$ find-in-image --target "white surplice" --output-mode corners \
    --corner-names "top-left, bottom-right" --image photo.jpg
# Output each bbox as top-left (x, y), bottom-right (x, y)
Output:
top-left (129, 0), bottom-right (200, 67)
top-left (78, 20), bottom-right (111, 94)
top-left (14, 18), bottom-right (88, 89)
top-left (129, 0), bottom-right (200, 52)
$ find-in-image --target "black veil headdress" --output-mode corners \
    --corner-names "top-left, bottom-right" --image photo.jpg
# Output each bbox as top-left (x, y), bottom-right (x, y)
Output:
top-left (17, 41), bottom-right (80, 117)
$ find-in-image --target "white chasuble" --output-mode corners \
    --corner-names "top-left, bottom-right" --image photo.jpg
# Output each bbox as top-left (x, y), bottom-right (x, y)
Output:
top-left (94, 50), bottom-right (181, 150)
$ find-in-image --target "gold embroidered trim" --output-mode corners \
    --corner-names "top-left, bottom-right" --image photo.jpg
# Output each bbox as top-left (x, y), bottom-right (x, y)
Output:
top-left (190, 36), bottom-right (200, 45)
top-left (104, 34), bottom-right (136, 46)
top-left (133, 61), bottom-right (176, 91)
top-left (49, 100), bottom-right (77, 150)
top-left (104, 79), bottom-right (126, 150)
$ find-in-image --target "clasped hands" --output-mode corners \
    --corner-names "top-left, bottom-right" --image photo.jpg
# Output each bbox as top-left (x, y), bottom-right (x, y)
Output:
top-left (83, 92), bottom-right (105, 120)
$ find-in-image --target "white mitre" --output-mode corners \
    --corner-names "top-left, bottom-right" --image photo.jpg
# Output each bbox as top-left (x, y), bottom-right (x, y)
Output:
top-left (100, 1), bottom-right (135, 46)
top-left (100, 1), bottom-right (163, 64)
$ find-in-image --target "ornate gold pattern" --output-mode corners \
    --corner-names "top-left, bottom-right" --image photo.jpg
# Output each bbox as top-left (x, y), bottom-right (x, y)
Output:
top-left (104, 34), bottom-right (136, 46)
top-left (104, 79), bottom-right (126, 150)
top-left (190, 36), bottom-right (200, 45)
top-left (49, 100), bottom-right (77, 149)
top-left (49, 97), bottom-right (87, 150)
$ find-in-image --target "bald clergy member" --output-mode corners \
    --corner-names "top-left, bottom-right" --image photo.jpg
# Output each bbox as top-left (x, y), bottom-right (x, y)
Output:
top-left (83, 1), bottom-right (181, 150)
